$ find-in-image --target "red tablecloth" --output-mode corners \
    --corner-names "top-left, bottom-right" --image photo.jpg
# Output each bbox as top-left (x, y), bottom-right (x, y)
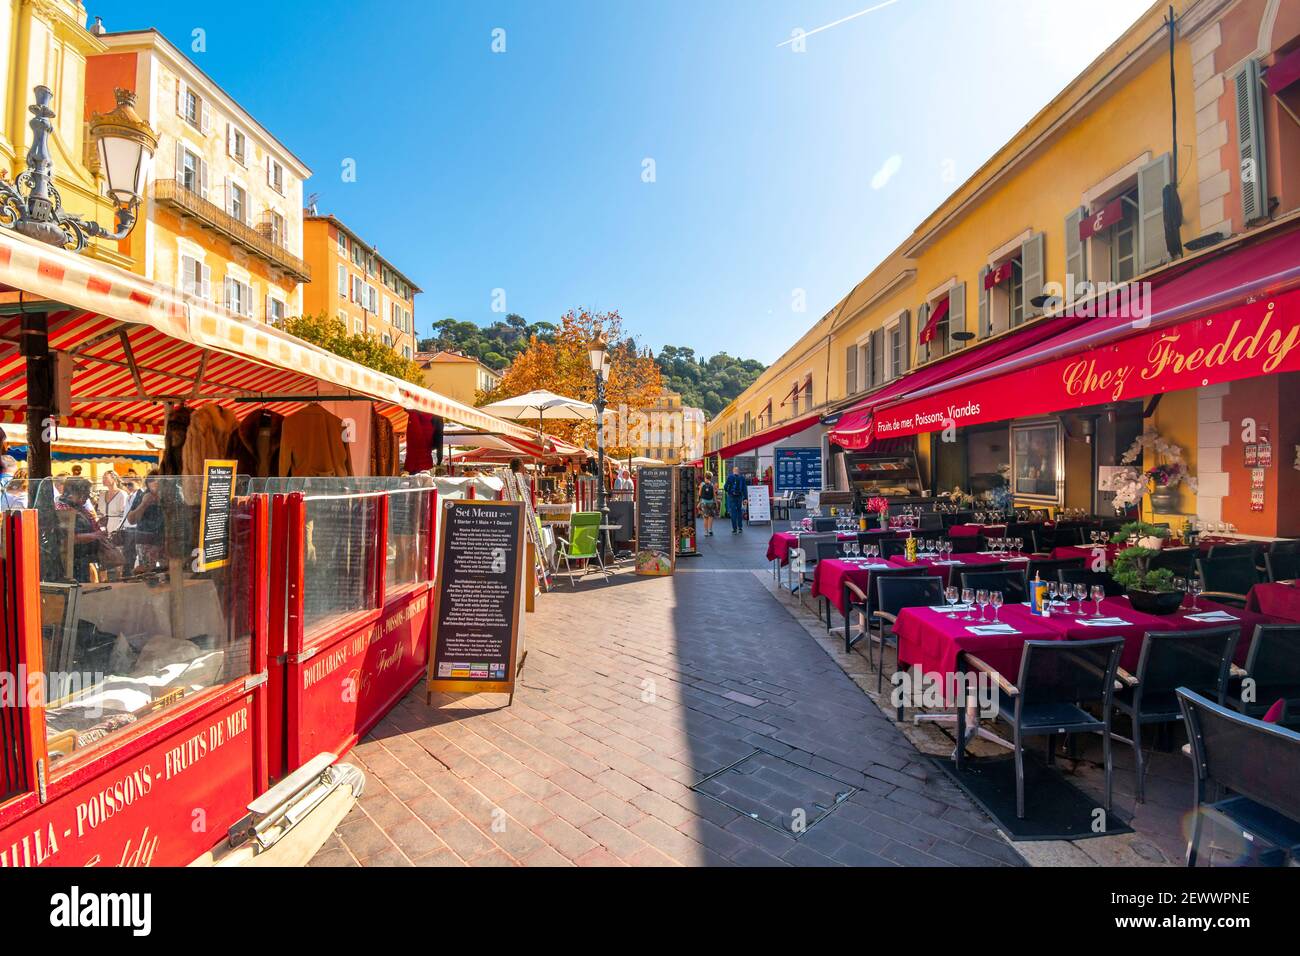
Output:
top-left (1245, 582), bottom-right (1300, 622)
top-left (887, 552), bottom-right (1029, 585)
top-left (948, 523), bottom-right (1005, 537)
top-left (1051, 544), bottom-right (1120, 563)
top-left (895, 603), bottom-right (1064, 685)
top-left (810, 558), bottom-right (897, 615)
top-left (765, 531), bottom-right (855, 565)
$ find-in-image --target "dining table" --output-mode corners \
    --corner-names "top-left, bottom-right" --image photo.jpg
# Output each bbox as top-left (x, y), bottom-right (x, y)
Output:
top-left (947, 523), bottom-right (1007, 538)
top-left (1245, 581), bottom-right (1300, 622)
top-left (809, 556), bottom-right (900, 651)
top-left (765, 529), bottom-right (885, 566)
top-left (886, 551), bottom-right (1030, 585)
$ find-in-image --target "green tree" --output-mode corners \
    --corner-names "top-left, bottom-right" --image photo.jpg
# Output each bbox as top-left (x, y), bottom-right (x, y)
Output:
top-left (653, 346), bottom-right (765, 416)
top-left (281, 312), bottom-right (425, 384)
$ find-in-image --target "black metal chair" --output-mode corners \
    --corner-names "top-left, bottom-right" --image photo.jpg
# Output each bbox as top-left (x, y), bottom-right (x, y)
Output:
top-left (1151, 547), bottom-right (1196, 579)
top-left (1050, 523), bottom-right (1089, 548)
top-left (1113, 628), bottom-right (1239, 803)
top-left (812, 517), bottom-right (839, 533)
top-left (941, 510), bottom-right (976, 528)
top-left (1265, 552), bottom-right (1300, 583)
top-left (1206, 542), bottom-right (1257, 562)
top-left (945, 534), bottom-right (985, 554)
top-left (1026, 556), bottom-right (1086, 581)
top-left (1229, 624), bottom-right (1300, 728)
top-left (1178, 688), bottom-right (1300, 866)
top-left (1269, 539), bottom-right (1299, 555)
top-left (788, 532), bottom-right (836, 599)
top-left (1197, 555), bottom-right (1261, 607)
top-left (867, 574), bottom-right (945, 693)
top-left (879, 537), bottom-right (909, 559)
top-left (1058, 567), bottom-right (1125, 597)
top-left (917, 512), bottom-right (944, 532)
top-left (965, 638), bottom-right (1124, 819)
top-left (958, 568), bottom-right (1028, 604)
top-left (842, 566), bottom-right (928, 655)
top-left (812, 540), bottom-right (844, 627)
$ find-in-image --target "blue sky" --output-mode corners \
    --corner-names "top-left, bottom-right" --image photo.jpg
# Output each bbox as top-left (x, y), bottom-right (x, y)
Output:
top-left (90, 0), bottom-right (1150, 364)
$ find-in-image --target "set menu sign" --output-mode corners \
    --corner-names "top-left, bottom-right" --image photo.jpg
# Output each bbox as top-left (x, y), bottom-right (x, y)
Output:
top-left (775, 448), bottom-right (821, 492)
top-left (635, 466), bottom-right (677, 576)
top-left (427, 500), bottom-right (525, 698)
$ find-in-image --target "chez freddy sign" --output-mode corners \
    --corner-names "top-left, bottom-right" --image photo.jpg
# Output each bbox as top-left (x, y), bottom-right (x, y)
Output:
top-left (874, 289), bottom-right (1300, 438)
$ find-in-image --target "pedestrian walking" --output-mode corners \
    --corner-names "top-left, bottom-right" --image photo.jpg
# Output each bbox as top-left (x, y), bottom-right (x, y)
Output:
top-left (698, 473), bottom-right (718, 536)
top-left (724, 466), bottom-right (747, 534)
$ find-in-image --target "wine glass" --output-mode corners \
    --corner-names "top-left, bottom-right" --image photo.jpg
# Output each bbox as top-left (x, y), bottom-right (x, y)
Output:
top-left (990, 590), bottom-right (1004, 623)
top-left (1047, 580), bottom-right (1060, 608)
top-left (944, 586), bottom-right (958, 613)
top-left (1015, 537), bottom-right (1024, 558)
top-left (944, 540), bottom-right (954, 562)
top-left (975, 589), bottom-right (990, 623)
top-left (1090, 584), bottom-right (1105, 619)
top-left (1189, 578), bottom-right (1203, 611)
top-left (1073, 582), bottom-right (1088, 616)
top-left (1173, 576), bottom-right (1187, 608)
top-left (961, 588), bottom-right (976, 621)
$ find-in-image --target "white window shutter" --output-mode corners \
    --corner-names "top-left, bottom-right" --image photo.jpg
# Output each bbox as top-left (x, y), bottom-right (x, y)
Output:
top-left (199, 158), bottom-right (209, 201)
top-left (1065, 207), bottom-right (1086, 288)
top-left (224, 177), bottom-right (232, 215)
top-left (179, 256), bottom-right (193, 295)
top-left (266, 154), bottom-right (272, 187)
top-left (223, 277), bottom-right (232, 310)
top-left (201, 264), bottom-right (211, 301)
top-left (175, 79), bottom-right (186, 117)
top-left (1020, 231), bottom-right (1045, 320)
top-left (265, 293), bottom-right (271, 322)
top-left (1136, 152), bottom-right (1172, 273)
top-left (226, 123), bottom-right (233, 158)
top-left (175, 141), bottom-right (184, 181)
top-left (845, 344), bottom-right (858, 395)
top-left (978, 267), bottom-right (990, 337)
top-left (948, 282), bottom-right (966, 352)
top-left (1233, 58), bottom-right (1268, 225)
top-left (200, 100), bottom-right (211, 134)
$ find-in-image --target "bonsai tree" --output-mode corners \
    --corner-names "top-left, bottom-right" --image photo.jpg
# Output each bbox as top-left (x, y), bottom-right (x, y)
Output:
top-left (1110, 546), bottom-right (1176, 593)
top-left (1109, 520), bottom-right (1172, 545)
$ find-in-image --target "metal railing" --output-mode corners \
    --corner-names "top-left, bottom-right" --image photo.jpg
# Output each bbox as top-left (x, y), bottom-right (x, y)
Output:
top-left (152, 179), bottom-right (312, 283)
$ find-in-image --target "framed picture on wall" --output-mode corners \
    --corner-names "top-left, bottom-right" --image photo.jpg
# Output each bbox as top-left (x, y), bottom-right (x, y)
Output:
top-left (1010, 419), bottom-right (1064, 504)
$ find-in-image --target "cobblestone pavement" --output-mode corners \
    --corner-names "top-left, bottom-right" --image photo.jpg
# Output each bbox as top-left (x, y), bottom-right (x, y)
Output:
top-left (311, 524), bottom-right (1026, 866)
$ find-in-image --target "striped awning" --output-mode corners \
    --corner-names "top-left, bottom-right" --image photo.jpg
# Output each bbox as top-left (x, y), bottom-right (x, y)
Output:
top-left (0, 229), bottom-right (532, 440)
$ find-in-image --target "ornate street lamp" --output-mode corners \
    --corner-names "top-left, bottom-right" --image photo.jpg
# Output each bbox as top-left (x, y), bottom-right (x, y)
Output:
top-left (0, 86), bottom-right (156, 251)
top-left (588, 333), bottom-right (610, 517)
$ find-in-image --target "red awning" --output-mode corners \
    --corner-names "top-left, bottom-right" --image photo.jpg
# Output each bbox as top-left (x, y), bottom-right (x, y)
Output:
top-left (711, 412), bottom-right (822, 460)
top-left (829, 223), bottom-right (1300, 450)
top-left (1079, 196), bottom-right (1125, 241)
top-left (868, 225), bottom-right (1300, 440)
top-left (983, 259), bottom-right (1018, 288)
top-left (1267, 45), bottom-right (1300, 94)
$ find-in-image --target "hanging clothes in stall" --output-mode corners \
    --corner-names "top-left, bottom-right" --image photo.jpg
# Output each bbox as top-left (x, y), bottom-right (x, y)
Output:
top-left (161, 405), bottom-right (191, 476)
top-left (403, 410), bottom-right (436, 473)
top-left (181, 404), bottom-right (239, 477)
top-left (229, 408), bottom-right (284, 479)
top-left (279, 403), bottom-right (354, 478)
top-left (369, 407), bottom-right (399, 477)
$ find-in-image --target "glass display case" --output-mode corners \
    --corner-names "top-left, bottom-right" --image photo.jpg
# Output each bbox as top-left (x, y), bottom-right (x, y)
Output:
top-left (840, 450), bottom-right (924, 498)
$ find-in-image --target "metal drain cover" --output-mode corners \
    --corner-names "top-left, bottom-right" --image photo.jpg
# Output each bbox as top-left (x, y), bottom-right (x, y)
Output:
top-left (693, 750), bottom-right (857, 836)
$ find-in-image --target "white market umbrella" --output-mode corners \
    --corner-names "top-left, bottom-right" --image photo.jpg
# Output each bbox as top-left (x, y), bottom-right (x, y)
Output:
top-left (480, 389), bottom-right (597, 426)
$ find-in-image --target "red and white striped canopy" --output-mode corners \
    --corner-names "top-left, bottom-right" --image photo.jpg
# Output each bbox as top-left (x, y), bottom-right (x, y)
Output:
top-left (0, 229), bottom-right (532, 440)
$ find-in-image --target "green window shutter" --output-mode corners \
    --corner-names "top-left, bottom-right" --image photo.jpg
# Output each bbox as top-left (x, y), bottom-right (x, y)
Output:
top-left (845, 344), bottom-right (858, 395)
top-left (977, 266), bottom-right (990, 337)
top-left (1065, 207), bottom-right (1086, 289)
top-left (1137, 152), bottom-right (1172, 272)
top-left (1020, 231), bottom-right (1045, 320)
top-left (899, 309), bottom-right (911, 372)
top-left (948, 282), bottom-right (966, 351)
top-left (1233, 58), bottom-right (1269, 225)
top-left (915, 303), bottom-right (929, 363)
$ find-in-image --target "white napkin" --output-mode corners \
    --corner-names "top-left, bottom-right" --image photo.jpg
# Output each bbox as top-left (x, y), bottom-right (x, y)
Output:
top-left (968, 623), bottom-right (1019, 635)
top-left (1078, 617), bottom-right (1130, 627)
top-left (1184, 610), bottom-right (1239, 622)
top-left (934, 604), bottom-right (974, 612)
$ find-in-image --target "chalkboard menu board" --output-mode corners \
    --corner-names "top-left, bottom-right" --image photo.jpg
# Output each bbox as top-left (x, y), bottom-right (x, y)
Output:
top-left (427, 500), bottom-right (525, 698)
top-left (676, 465), bottom-right (698, 556)
top-left (775, 448), bottom-right (822, 492)
top-left (198, 459), bottom-right (236, 571)
top-left (635, 466), bottom-right (677, 576)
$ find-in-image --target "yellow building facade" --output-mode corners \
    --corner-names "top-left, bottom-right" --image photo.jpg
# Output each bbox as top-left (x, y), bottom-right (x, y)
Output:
top-left (302, 213), bottom-right (419, 359)
top-left (84, 28), bottom-right (310, 324)
top-left (0, 0), bottom-right (125, 266)
top-left (705, 0), bottom-right (1300, 535)
top-left (414, 350), bottom-right (500, 407)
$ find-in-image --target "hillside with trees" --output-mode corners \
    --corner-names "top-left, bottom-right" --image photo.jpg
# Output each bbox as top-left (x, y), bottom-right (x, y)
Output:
top-left (418, 314), bottom-right (557, 370)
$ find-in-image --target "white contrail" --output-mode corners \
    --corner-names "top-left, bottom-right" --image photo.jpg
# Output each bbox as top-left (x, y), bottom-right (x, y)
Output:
top-left (777, 0), bottom-right (904, 48)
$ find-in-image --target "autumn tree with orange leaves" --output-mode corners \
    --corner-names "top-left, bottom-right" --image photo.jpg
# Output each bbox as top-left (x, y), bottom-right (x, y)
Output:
top-left (480, 309), bottom-right (663, 458)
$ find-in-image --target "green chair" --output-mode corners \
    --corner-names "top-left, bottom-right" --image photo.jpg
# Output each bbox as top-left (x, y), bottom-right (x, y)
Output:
top-left (556, 511), bottom-right (609, 585)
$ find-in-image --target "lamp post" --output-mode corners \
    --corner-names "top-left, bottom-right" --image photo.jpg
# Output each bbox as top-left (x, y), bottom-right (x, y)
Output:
top-left (0, 85), bottom-right (156, 479)
top-left (588, 333), bottom-right (610, 518)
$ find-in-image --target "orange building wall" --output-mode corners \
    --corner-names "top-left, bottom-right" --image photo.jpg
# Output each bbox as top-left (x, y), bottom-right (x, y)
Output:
top-left (1220, 373), bottom-right (1300, 537)
top-left (84, 52), bottom-right (139, 264)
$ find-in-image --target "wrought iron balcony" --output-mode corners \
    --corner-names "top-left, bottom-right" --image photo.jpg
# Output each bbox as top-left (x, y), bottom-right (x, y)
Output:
top-left (151, 179), bottom-right (311, 283)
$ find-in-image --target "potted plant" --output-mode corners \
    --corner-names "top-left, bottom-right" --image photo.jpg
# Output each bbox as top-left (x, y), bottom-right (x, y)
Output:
top-left (867, 496), bottom-right (890, 530)
top-left (1109, 520), bottom-right (1171, 550)
top-left (1110, 425), bottom-right (1198, 515)
top-left (1110, 546), bottom-right (1182, 614)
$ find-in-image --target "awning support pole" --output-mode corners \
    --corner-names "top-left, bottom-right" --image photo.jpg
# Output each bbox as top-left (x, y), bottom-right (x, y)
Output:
top-left (20, 310), bottom-right (52, 480)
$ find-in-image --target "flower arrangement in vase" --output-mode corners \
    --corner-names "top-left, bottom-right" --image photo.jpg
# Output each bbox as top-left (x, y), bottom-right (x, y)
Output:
top-left (867, 496), bottom-right (890, 529)
top-left (1101, 425), bottom-right (1197, 514)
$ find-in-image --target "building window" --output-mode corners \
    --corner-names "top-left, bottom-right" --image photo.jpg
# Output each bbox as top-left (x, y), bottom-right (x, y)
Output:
top-left (889, 325), bottom-right (905, 378)
top-left (227, 125), bottom-right (246, 165)
top-left (223, 276), bottom-right (253, 317)
top-left (180, 148), bottom-right (203, 195)
top-left (228, 182), bottom-right (246, 223)
top-left (337, 232), bottom-right (347, 255)
top-left (338, 264), bottom-right (348, 296)
top-left (1106, 189), bottom-right (1139, 283)
top-left (267, 210), bottom-right (285, 247)
top-left (267, 297), bottom-right (285, 325)
top-left (351, 243), bottom-right (364, 267)
top-left (403, 345), bottom-right (411, 359)
top-left (354, 318), bottom-right (363, 334)
top-left (183, 88), bottom-right (201, 128)
top-left (351, 275), bottom-right (363, 303)
top-left (179, 254), bottom-right (208, 299)
top-left (267, 158), bottom-right (284, 194)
